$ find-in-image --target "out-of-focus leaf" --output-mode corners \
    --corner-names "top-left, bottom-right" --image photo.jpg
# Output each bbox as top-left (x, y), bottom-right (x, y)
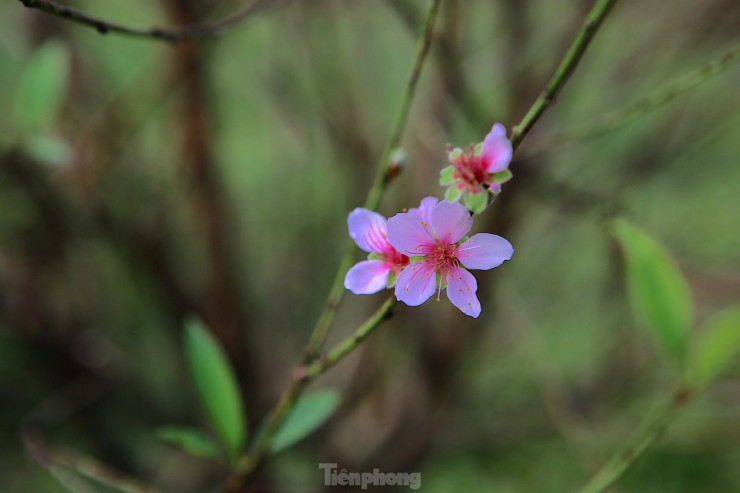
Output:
top-left (13, 41), bottom-right (70, 132)
top-left (270, 389), bottom-right (341, 454)
top-left (612, 219), bottom-right (693, 361)
top-left (689, 304), bottom-right (740, 389)
top-left (156, 426), bottom-right (222, 460)
top-left (184, 319), bottom-right (246, 459)
top-left (23, 134), bottom-right (72, 167)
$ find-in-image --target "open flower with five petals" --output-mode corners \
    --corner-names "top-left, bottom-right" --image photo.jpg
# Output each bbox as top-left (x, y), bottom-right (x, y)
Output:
top-left (387, 199), bottom-right (513, 317)
top-left (440, 123), bottom-right (513, 214)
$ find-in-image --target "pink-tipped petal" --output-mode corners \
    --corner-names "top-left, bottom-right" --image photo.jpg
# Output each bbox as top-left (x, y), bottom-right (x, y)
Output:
top-left (481, 123), bottom-right (513, 173)
top-left (395, 261), bottom-right (436, 306)
top-left (344, 260), bottom-right (392, 295)
top-left (431, 200), bottom-right (473, 246)
top-left (348, 208), bottom-right (388, 253)
top-left (387, 212), bottom-right (436, 256)
top-left (457, 233), bottom-right (514, 270)
top-left (408, 196), bottom-right (438, 220)
top-left (446, 267), bottom-right (481, 318)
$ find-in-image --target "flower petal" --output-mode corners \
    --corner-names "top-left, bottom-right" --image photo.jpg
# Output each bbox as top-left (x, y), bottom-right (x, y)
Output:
top-left (395, 261), bottom-right (436, 306)
top-left (344, 260), bottom-right (391, 295)
top-left (446, 266), bottom-right (481, 318)
top-left (457, 233), bottom-right (514, 270)
top-left (387, 212), bottom-right (436, 255)
top-left (348, 208), bottom-right (388, 253)
top-left (480, 123), bottom-right (512, 173)
top-left (408, 196), bottom-right (438, 220)
top-left (431, 200), bottom-right (472, 245)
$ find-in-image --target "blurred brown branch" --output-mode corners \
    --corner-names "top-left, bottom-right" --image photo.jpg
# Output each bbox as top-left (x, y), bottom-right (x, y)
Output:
top-left (17, 0), bottom-right (286, 42)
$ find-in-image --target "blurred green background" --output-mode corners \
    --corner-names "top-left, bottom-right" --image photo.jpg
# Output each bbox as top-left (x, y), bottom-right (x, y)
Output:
top-left (1, 0), bottom-right (739, 491)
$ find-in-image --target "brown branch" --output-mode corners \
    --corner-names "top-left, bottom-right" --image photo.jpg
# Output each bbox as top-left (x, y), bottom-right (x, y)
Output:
top-left (17, 0), bottom-right (286, 42)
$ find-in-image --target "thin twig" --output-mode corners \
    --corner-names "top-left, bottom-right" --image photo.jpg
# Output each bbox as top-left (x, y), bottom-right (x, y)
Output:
top-left (518, 43), bottom-right (740, 161)
top-left (573, 43), bottom-right (740, 140)
top-left (221, 1), bottom-right (442, 490)
top-left (304, 0), bottom-right (441, 367)
top-left (577, 387), bottom-right (692, 493)
top-left (510, 0), bottom-right (617, 150)
top-left (299, 297), bottom-right (399, 381)
top-left (16, 0), bottom-right (283, 42)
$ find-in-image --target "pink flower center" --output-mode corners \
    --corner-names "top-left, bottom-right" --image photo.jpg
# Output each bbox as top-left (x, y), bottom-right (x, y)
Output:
top-left (452, 151), bottom-right (491, 193)
top-left (363, 227), bottom-right (409, 272)
top-left (420, 242), bottom-right (461, 300)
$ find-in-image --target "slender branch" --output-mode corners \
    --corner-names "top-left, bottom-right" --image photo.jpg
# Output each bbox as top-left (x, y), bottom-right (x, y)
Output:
top-left (223, 297), bottom-right (399, 492)
top-left (306, 0), bottom-right (442, 365)
top-left (577, 387), bottom-right (692, 493)
top-left (573, 44), bottom-right (740, 140)
top-left (16, 0), bottom-right (282, 42)
top-left (222, 2), bottom-right (442, 490)
top-left (300, 297), bottom-right (399, 381)
top-left (510, 0), bottom-right (617, 150)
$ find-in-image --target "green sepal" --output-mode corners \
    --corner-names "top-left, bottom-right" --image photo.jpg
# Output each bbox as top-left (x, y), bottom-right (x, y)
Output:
top-left (409, 256), bottom-right (426, 263)
top-left (464, 190), bottom-right (488, 214)
top-left (492, 169), bottom-right (513, 184)
top-left (458, 236), bottom-right (470, 245)
top-left (445, 186), bottom-right (462, 202)
top-left (387, 270), bottom-right (399, 288)
top-left (367, 252), bottom-right (381, 261)
top-left (440, 165), bottom-right (455, 186)
top-left (448, 148), bottom-right (464, 161)
top-left (473, 143), bottom-right (483, 156)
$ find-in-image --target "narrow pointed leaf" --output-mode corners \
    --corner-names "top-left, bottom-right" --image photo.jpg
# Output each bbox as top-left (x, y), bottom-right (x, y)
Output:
top-left (184, 319), bottom-right (246, 459)
top-left (612, 219), bottom-right (693, 361)
top-left (156, 426), bottom-right (223, 461)
top-left (689, 304), bottom-right (740, 389)
top-left (270, 390), bottom-right (341, 454)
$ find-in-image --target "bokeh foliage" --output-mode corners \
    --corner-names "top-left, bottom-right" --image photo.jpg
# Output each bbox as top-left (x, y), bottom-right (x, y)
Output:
top-left (1, 0), bottom-right (739, 492)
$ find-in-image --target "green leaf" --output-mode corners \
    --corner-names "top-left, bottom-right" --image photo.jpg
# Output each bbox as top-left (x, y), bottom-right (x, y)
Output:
top-left (270, 390), bottom-right (341, 454)
top-left (473, 142), bottom-right (483, 156)
top-left (156, 426), bottom-right (223, 461)
top-left (611, 219), bottom-right (693, 361)
top-left (492, 169), bottom-right (513, 184)
top-left (367, 252), bottom-right (381, 261)
top-left (387, 270), bottom-right (399, 288)
top-left (689, 304), bottom-right (740, 389)
top-left (184, 319), bottom-right (246, 459)
top-left (464, 190), bottom-right (488, 214)
top-left (439, 165), bottom-right (455, 186)
top-left (445, 186), bottom-right (462, 202)
top-left (14, 41), bottom-right (70, 132)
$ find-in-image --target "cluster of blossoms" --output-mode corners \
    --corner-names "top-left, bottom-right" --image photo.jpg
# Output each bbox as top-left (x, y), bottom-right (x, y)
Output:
top-left (344, 124), bottom-right (515, 318)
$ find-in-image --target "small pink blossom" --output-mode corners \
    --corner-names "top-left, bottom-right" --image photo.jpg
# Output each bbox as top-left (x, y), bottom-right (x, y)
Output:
top-left (344, 208), bottom-right (409, 295)
top-left (440, 123), bottom-right (513, 213)
top-left (387, 199), bottom-right (513, 318)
